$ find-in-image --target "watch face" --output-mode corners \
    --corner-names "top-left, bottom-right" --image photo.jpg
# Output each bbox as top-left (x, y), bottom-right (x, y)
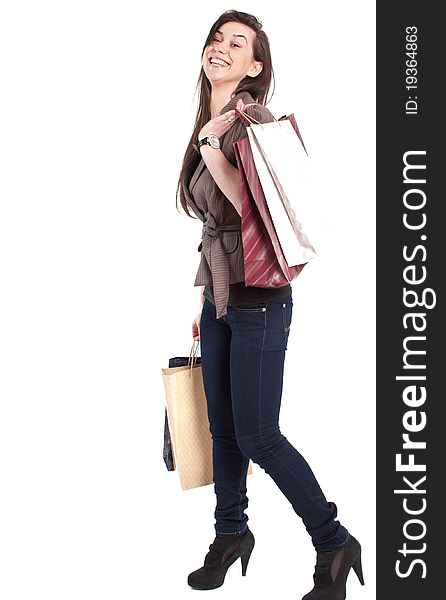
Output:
top-left (208, 134), bottom-right (220, 149)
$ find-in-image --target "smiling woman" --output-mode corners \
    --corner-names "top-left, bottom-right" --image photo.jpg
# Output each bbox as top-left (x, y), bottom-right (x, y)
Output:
top-left (176, 10), bottom-right (279, 317)
top-left (174, 9), bottom-right (364, 600)
top-left (203, 23), bottom-right (263, 120)
top-left (176, 11), bottom-right (274, 226)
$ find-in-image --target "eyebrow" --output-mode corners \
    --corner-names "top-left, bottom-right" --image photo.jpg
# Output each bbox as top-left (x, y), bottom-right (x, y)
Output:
top-left (215, 29), bottom-right (248, 43)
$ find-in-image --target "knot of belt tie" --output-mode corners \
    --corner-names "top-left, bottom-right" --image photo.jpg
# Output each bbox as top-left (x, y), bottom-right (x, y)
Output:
top-left (200, 212), bottom-right (241, 320)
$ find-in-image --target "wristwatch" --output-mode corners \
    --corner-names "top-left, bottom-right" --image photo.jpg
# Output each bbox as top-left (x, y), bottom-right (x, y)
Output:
top-left (197, 133), bottom-right (220, 152)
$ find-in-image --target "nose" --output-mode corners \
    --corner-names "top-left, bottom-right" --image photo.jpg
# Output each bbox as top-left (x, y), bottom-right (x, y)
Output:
top-left (212, 40), bottom-right (228, 55)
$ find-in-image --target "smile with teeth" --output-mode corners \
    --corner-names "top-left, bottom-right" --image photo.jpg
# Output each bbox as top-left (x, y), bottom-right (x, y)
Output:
top-left (209, 57), bottom-right (230, 68)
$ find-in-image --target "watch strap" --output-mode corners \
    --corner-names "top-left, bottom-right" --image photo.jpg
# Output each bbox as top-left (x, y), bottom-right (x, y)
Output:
top-left (197, 137), bottom-right (210, 150)
top-left (197, 133), bottom-right (220, 151)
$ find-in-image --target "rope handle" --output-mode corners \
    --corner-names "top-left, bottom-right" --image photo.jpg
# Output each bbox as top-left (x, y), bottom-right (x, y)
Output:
top-left (193, 103), bottom-right (281, 151)
top-left (187, 339), bottom-right (200, 376)
top-left (235, 103), bottom-right (280, 127)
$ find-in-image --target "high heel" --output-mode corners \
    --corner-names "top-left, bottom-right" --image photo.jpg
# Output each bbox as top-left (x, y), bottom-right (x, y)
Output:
top-left (188, 527), bottom-right (255, 590)
top-left (241, 544), bottom-right (254, 576)
top-left (352, 553), bottom-right (365, 586)
top-left (302, 534), bottom-right (365, 599)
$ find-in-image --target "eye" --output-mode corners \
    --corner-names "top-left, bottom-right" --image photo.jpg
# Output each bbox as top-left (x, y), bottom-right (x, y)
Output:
top-left (211, 37), bottom-right (241, 48)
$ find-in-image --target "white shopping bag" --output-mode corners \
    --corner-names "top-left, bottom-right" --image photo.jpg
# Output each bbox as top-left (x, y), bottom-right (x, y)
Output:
top-left (246, 118), bottom-right (319, 266)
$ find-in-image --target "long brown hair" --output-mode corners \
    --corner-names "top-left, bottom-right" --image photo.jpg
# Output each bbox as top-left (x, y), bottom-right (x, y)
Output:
top-left (176, 9), bottom-right (275, 218)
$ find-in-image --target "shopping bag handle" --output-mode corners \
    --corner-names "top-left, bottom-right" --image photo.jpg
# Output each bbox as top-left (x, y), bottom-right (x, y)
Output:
top-left (235, 104), bottom-right (280, 128)
top-left (187, 339), bottom-right (200, 369)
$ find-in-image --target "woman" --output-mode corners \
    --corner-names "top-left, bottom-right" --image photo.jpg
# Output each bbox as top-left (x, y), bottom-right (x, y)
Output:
top-left (176, 10), bottom-right (364, 600)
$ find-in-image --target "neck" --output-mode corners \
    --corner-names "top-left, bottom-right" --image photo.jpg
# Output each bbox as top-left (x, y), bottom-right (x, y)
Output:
top-left (210, 84), bottom-right (237, 119)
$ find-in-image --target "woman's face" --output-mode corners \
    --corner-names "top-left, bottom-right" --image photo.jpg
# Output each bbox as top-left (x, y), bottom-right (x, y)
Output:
top-left (202, 21), bottom-right (263, 88)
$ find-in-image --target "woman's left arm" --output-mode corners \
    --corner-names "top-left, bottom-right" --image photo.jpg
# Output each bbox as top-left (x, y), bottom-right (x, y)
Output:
top-left (199, 99), bottom-right (275, 215)
top-left (199, 144), bottom-right (243, 216)
top-left (198, 98), bottom-right (257, 217)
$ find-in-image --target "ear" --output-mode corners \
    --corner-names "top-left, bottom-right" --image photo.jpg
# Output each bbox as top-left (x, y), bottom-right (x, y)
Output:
top-left (247, 61), bottom-right (263, 78)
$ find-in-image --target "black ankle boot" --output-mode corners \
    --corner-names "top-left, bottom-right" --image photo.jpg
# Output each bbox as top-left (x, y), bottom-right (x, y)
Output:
top-left (302, 534), bottom-right (365, 600)
top-left (187, 528), bottom-right (255, 590)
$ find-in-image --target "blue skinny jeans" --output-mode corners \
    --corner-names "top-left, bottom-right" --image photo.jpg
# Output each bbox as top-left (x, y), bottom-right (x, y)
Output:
top-left (199, 293), bottom-right (349, 553)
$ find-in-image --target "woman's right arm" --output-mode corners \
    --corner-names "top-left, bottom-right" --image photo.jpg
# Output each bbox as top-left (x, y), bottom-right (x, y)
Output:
top-left (198, 285), bottom-right (204, 308)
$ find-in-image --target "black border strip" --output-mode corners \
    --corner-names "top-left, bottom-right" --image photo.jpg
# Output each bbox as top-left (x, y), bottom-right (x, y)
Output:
top-left (377, 2), bottom-right (442, 596)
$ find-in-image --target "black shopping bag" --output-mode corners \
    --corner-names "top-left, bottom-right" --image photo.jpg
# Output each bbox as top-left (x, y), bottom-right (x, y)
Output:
top-left (163, 353), bottom-right (202, 471)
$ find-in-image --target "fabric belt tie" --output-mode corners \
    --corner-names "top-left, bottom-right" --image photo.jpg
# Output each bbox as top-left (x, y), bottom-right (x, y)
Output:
top-left (200, 212), bottom-right (241, 320)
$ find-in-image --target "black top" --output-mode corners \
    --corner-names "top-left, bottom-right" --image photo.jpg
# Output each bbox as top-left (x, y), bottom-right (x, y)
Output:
top-left (204, 281), bottom-right (292, 306)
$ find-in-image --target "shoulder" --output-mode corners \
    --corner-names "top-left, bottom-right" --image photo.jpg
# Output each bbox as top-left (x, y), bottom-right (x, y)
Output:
top-left (220, 102), bottom-right (275, 165)
top-left (242, 103), bottom-right (275, 125)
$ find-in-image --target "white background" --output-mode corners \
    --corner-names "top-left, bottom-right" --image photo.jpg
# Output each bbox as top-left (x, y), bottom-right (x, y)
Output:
top-left (0, 1), bottom-right (375, 599)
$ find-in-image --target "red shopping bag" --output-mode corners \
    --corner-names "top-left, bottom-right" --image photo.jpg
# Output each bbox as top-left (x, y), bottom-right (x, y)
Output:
top-left (233, 113), bottom-right (307, 287)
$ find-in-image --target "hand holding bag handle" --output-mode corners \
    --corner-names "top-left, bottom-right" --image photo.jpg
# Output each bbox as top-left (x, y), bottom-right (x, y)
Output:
top-left (162, 338), bottom-right (254, 490)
